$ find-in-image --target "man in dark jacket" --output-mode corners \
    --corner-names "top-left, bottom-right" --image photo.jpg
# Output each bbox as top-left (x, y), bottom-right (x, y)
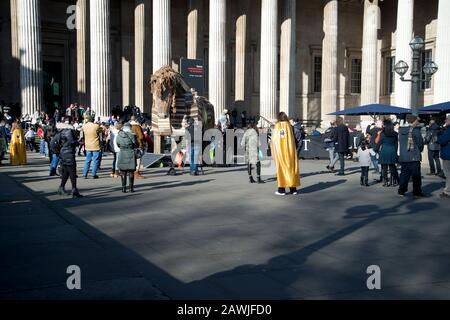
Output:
top-left (438, 115), bottom-right (450, 199)
top-left (398, 115), bottom-right (426, 198)
top-left (334, 117), bottom-right (350, 176)
top-left (425, 120), bottom-right (443, 176)
top-left (293, 119), bottom-right (305, 158)
top-left (55, 123), bottom-right (83, 198)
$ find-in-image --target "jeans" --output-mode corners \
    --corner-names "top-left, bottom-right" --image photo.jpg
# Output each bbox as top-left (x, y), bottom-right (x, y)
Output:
top-left (44, 142), bottom-right (49, 158)
top-left (399, 162), bottom-right (423, 195)
top-left (361, 166), bottom-right (369, 179)
top-left (442, 160), bottom-right (450, 195)
top-left (83, 151), bottom-right (101, 177)
top-left (50, 154), bottom-right (60, 174)
top-left (328, 148), bottom-right (339, 168)
top-left (190, 145), bottom-right (200, 174)
top-left (370, 154), bottom-right (379, 173)
top-left (39, 139), bottom-right (46, 155)
top-left (428, 149), bottom-right (442, 174)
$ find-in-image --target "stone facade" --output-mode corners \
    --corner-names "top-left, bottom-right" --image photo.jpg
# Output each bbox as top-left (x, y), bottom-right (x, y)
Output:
top-left (0, 0), bottom-right (448, 124)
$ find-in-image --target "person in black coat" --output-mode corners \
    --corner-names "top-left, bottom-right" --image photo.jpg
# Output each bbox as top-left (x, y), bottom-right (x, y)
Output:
top-left (398, 115), bottom-right (426, 198)
top-left (333, 117), bottom-right (350, 176)
top-left (55, 123), bottom-right (83, 198)
top-left (374, 120), bottom-right (399, 187)
top-left (424, 120), bottom-right (443, 176)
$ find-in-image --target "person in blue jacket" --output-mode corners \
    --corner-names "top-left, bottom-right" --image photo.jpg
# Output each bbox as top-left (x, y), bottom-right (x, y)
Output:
top-left (438, 114), bottom-right (450, 199)
top-left (397, 115), bottom-right (426, 198)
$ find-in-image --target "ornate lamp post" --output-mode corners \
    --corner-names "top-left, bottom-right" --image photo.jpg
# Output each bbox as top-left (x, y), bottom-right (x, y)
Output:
top-left (394, 36), bottom-right (439, 115)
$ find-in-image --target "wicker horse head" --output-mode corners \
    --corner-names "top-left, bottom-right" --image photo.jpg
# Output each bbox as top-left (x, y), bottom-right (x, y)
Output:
top-left (150, 66), bottom-right (182, 119)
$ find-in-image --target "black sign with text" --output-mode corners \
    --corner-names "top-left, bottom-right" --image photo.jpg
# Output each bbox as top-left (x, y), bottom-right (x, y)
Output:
top-left (180, 58), bottom-right (205, 96)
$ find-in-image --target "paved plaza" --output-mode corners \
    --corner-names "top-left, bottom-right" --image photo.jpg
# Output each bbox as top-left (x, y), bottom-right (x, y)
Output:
top-left (1, 152), bottom-right (450, 300)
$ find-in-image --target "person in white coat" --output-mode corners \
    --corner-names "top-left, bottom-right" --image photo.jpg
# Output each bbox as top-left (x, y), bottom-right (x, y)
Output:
top-left (357, 140), bottom-right (376, 187)
top-left (109, 122), bottom-right (122, 178)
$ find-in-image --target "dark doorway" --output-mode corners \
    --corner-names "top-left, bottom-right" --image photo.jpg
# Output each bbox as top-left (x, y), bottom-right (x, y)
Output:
top-left (43, 61), bottom-right (63, 116)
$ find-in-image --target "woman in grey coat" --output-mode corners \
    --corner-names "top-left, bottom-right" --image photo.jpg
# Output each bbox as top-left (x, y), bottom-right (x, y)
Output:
top-left (241, 120), bottom-right (264, 184)
top-left (116, 123), bottom-right (138, 193)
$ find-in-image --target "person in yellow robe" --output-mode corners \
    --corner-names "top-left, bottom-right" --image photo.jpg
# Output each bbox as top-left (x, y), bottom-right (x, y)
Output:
top-left (9, 122), bottom-right (27, 166)
top-left (271, 112), bottom-right (300, 195)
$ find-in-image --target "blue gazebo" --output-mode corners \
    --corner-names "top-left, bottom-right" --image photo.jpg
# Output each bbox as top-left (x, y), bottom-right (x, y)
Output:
top-left (418, 101), bottom-right (450, 114)
top-left (328, 104), bottom-right (412, 117)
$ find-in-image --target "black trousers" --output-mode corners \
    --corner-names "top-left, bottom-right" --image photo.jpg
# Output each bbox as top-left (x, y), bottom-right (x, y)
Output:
top-left (112, 152), bottom-right (117, 172)
top-left (399, 162), bottom-right (422, 195)
top-left (60, 165), bottom-right (77, 190)
top-left (428, 149), bottom-right (442, 174)
top-left (248, 162), bottom-right (261, 177)
top-left (338, 152), bottom-right (346, 173)
top-left (382, 164), bottom-right (399, 181)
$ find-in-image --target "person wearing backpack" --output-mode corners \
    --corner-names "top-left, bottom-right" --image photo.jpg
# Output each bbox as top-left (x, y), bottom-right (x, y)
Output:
top-left (55, 122), bottom-right (83, 198)
top-left (425, 120), bottom-right (443, 177)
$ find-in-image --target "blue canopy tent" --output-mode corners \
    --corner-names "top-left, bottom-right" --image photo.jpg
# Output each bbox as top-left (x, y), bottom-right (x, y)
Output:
top-left (328, 104), bottom-right (412, 116)
top-left (418, 101), bottom-right (450, 114)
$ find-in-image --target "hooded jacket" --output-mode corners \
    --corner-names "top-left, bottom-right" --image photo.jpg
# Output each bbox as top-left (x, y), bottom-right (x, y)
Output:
top-left (438, 125), bottom-right (450, 161)
top-left (56, 123), bottom-right (79, 166)
top-left (398, 125), bottom-right (424, 163)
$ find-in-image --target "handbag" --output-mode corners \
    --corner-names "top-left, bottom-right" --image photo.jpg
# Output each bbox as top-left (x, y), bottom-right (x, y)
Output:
top-left (135, 148), bottom-right (144, 159)
top-left (124, 132), bottom-right (144, 159)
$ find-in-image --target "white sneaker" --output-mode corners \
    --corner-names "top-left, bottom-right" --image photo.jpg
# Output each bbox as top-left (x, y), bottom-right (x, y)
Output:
top-left (275, 192), bottom-right (286, 196)
top-left (291, 191), bottom-right (298, 195)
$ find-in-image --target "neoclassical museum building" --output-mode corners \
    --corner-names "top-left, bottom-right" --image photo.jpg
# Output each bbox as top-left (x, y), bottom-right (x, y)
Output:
top-left (0, 0), bottom-right (449, 125)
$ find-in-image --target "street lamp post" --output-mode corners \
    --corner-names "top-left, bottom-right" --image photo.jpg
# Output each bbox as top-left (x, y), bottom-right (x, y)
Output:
top-left (394, 36), bottom-right (439, 116)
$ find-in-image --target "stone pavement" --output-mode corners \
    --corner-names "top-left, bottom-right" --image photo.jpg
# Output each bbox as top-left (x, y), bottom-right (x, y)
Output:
top-left (1, 152), bottom-right (450, 299)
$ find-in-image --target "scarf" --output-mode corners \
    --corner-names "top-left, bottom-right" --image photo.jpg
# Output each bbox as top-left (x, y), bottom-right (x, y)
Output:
top-left (407, 126), bottom-right (415, 152)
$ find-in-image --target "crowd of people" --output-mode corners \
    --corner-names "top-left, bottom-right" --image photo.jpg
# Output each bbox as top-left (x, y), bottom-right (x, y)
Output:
top-left (0, 102), bottom-right (154, 198)
top-left (320, 114), bottom-right (450, 199)
top-left (1, 101), bottom-right (450, 201)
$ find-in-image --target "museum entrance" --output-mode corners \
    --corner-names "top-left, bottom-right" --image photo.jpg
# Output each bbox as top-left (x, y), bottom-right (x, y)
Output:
top-left (43, 61), bottom-right (63, 116)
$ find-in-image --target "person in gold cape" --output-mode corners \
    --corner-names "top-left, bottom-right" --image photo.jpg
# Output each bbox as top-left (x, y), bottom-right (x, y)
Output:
top-left (9, 121), bottom-right (27, 166)
top-left (271, 112), bottom-right (300, 195)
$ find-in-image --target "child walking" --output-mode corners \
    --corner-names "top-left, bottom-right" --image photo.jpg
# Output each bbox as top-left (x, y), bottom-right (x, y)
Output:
top-left (357, 140), bottom-right (376, 187)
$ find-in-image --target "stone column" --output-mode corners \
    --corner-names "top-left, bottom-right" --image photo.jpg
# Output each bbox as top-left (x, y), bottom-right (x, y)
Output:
top-left (394, 0), bottom-right (414, 108)
top-left (209, 0), bottom-right (227, 117)
top-left (10, 0), bottom-right (20, 103)
top-left (135, 0), bottom-right (145, 109)
top-left (76, 0), bottom-right (89, 106)
top-left (321, 0), bottom-right (338, 125)
top-left (153, 0), bottom-right (171, 72)
top-left (361, 0), bottom-right (380, 105)
top-left (235, 1), bottom-right (249, 104)
top-left (279, 0), bottom-right (296, 118)
top-left (90, 0), bottom-right (111, 118)
top-left (18, 0), bottom-right (44, 116)
top-left (187, 0), bottom-right (203, 59)
top-left (434, 0), bottom-right (450, 104)
top-left (260, 0), bottom-right (278, 122)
